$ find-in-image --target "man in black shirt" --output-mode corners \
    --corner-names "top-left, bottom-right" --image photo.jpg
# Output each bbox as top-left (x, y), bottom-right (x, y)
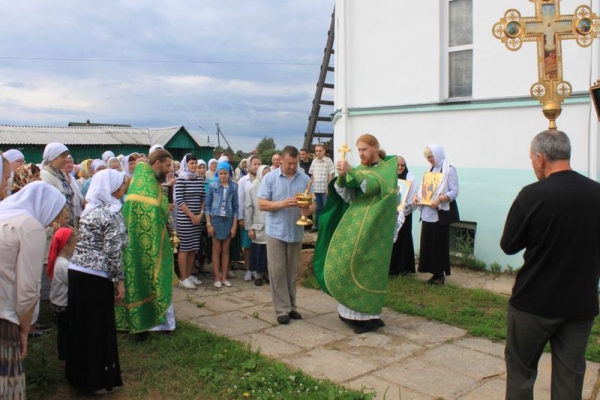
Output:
top-left (299, 148), bottom-right (312, 176)
top-left (501, 130), bottom-right (600, 399)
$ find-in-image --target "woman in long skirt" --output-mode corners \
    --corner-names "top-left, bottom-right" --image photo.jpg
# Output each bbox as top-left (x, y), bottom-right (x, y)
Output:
top-left (66, 169), bottom-right (128, 395)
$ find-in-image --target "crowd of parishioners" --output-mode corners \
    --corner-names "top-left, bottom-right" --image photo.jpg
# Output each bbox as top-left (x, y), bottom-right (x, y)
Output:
top-left (0, 140), bottom-right (455, 397)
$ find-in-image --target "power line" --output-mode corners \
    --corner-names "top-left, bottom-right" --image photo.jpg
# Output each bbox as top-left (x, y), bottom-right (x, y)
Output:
top-left (0, 56), bottom-right (320, 66)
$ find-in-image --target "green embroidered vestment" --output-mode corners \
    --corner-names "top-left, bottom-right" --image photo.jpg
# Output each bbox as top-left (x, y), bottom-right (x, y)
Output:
top-left (115, 162), bottom-right (174, 333)
top-left (314, 156), bottom-right (398, 315)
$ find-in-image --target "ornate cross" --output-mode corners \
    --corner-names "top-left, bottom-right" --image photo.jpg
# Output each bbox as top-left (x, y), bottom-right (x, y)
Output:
top-left (338, 143), bottom-right (351, 161)
top-left (493, 0), bottom-right (600, 129)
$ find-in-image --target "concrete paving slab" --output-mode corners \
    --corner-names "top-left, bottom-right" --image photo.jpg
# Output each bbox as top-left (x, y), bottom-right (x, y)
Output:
top-left (457, 378), bottom-right (506, 400)
top-left (305, 312), bottom-right (356, 336)
top-left (233, 332), bottom-right (305, 359)
top-left (200, 294), bottom-right (255, 313)
top-left (265, 320), bottom-right (346, 350)
top-left (453, 336), bottom-right (506, 358)
top-left (421, 344), bottom-right (505, 380)
top-left (374, 358), bottom-right (479, 399)
top-left (286, 348), bottom-right (379, 382)
top-left (229, 286), bottom-right (274, 304)
top-left (346, 375), bottom-right (435, 399)
top-left (332, 331), bottom-right (423, 366)
top-left (192, 310), bottom-right (272, 338)
top-left (383, 318), bottom-right (467, 347)
top-left (239, 303), bottom-right (280, 325)
top-left (294, 289), bottom-right (339, 315)
top-left (174, 301), bottom-right (215, 321)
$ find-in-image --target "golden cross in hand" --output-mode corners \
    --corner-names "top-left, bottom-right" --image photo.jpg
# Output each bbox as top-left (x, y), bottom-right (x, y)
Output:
top-left (338, 143), bottom-right (351, 162)
top-left (493, 0), bottom-right (599, 129)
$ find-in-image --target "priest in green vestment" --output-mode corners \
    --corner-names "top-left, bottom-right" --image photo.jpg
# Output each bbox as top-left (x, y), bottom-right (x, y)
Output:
top-left (115, 149), bottom-right (176, 334)
top-left (314, 134), bottom-right (398, 334)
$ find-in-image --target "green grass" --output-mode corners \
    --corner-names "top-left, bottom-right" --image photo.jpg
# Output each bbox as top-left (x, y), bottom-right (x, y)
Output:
top-left (25, 303), bottom-right (373, 399)
top-left (304, 274), bottom-right (600, 363)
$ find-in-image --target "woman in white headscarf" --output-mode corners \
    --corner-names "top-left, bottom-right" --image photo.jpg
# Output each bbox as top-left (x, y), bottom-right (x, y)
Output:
top-left (67, 169), bottom-right (128, 395)
top-left (414, 144), bottom-right (460, 285)
top-left (245, 165), bottom-right (271, 286)
top-left (3, 149), bottom-right (25, 197)
top-left (120, 153), bottom-right (140, 179)
top-left (0, 181), bottom-right (66, 399)
top-left (205, 158), bottom-right (218, 181)
top-left (41, 143), bottom-right (75, 226)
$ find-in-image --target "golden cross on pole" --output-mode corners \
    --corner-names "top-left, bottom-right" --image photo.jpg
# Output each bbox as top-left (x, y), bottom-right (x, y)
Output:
top-left (338, 143), bottom-right (351, 162)
top-left (493, 0), bottom-right (600, 129)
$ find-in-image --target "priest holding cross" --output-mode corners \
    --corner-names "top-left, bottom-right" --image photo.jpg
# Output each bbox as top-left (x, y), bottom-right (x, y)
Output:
top-left (313, 134), bottom-right (398, 334)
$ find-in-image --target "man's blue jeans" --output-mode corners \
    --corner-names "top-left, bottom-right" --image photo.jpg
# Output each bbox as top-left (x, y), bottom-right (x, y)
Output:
top-left (314, 192), bottom-right (327, 229)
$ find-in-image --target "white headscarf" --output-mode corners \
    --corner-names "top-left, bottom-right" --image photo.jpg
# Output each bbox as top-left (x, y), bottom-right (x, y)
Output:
top-left (208, 158), bottom-right (217, 169)
top-left (107, 156), bottom-right (122, 171)
top-left (177, 154), bottom-right (197, 180)
top-left (0, 181), bottom-right (66, 226)
top-left (121, 154), bottom-right (135, 178)
top-left (91, 159), bottom-right (107, 173)
top-left (42, 143), bottom-right (69, 167)
top-left (81, 169), bottom-right (124, 218)
top-left (101, 150), bottom-right (115, 163)
top-left (149, 144), bottom-right (164, 155)
top-left (217, 155), bottom-right (229, 163)
top-left (256, 165), bottom-right (271, 183)
top-left (3, 149), bottom-right (24, 163)
top-left (198, 159), bottom-right (207, 168)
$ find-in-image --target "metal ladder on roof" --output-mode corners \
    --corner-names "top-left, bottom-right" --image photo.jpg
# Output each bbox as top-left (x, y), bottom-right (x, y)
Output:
top-left (302, 8), bottom-right (335, 153)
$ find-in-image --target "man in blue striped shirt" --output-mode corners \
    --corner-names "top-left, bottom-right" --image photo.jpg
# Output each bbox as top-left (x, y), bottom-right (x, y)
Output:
top-left (258, 146), bottom-right (315, 325)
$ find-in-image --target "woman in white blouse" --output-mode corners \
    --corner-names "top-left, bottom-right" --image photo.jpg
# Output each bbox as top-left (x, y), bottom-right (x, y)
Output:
top-left (0, 181), bottom-right (66, 399)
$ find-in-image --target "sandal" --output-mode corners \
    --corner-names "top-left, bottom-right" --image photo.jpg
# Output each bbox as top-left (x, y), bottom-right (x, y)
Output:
top-left (28, 330), bottom-right (44, 338)
top-left (428, 278), bottom-right (445, 285)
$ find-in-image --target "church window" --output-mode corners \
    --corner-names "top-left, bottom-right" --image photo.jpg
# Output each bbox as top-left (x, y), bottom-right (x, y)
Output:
top-left (448, 0), bottom-right (473, 98)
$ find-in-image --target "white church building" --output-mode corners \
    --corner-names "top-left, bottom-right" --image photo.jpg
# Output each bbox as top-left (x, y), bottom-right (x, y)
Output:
top-left (332, 0), bottom-right (600, 268)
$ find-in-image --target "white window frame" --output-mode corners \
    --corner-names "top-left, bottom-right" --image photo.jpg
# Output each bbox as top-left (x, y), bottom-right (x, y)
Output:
top-left (442, 0), bottom-right (473, 101)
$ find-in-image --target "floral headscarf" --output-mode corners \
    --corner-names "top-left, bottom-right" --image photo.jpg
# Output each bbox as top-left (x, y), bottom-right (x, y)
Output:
top-left (12, 163), bottom-right (38, 193)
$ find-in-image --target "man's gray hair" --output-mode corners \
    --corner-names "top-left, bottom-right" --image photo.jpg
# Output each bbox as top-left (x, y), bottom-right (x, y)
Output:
top-left (530, 130), bottom-right (571, 162)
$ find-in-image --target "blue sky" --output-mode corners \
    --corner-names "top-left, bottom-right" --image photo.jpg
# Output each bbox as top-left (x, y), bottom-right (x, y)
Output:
top-left (0, 1), bottom-right (335, 151)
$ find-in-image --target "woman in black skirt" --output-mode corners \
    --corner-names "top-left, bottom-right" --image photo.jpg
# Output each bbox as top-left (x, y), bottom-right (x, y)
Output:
top-left (67, 169), bottom-right (128, 395)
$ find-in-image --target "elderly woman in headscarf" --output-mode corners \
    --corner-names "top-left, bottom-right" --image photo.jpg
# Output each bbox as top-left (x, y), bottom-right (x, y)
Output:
top-left (2, 149), bottom-right (25, 196)
top-left (245, 164), bottom-right (271, 286)
top-left (414, 144), bottom-right (460, 285)
top-left (41, 143), bottom-right (75, 227)
top-left (66, 169), bottom-right (128, 395)
top-left (11, 163), bottom-right (41, 194)
top-left (234, 158), bottom-right (248, 182)
top-left (0, 182), bottom-right (66, 399)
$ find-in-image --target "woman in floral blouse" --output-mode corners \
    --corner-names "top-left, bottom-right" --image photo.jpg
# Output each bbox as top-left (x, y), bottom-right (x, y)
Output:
top-left (66, 169), bottom-right (128, 395)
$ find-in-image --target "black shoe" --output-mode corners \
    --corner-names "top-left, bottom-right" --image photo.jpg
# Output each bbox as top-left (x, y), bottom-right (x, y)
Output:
top-left (277, 315), bottom-right (290, 325)
top-left (254, 278), bottom-right (263, 286)
top-left (310, 227), bottom-right (318, 233)
top-left (353, 323), bottom-right (374, 334)
top-left (288, 311), bottom-right (302, 320)
top-left (427, 276), bottom-right (445, 285)
top-left (366, 318), bottom-right (385, 329)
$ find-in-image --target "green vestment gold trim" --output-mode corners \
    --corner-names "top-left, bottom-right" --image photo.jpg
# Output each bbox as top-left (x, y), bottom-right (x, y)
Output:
top-left (314, 156), bottom-right (398, 315)
top-left (115, 162), bottom-right (174, 333)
